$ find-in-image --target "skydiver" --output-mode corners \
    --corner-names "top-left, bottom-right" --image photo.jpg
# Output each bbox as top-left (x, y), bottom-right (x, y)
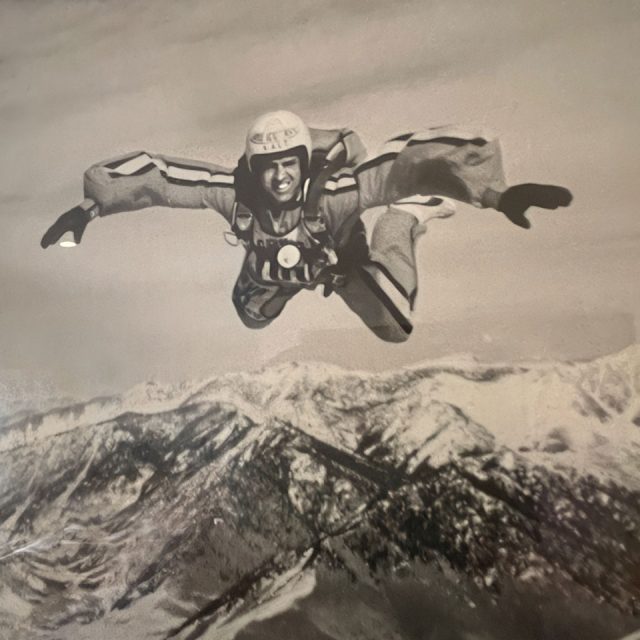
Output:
top-left (41, 111), bottom-right (572, 342)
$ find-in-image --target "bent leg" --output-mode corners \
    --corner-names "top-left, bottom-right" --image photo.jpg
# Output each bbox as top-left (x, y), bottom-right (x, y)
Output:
top-left (337, 197), bottom-right (455, 343)
top-left (368, 206), bottom-right (421, 310)
top-left (334, 217), bottom-right (412, 342)
top-left (336, 264), bottom-right (413, 343)
top-left (232, 267), bottom-right (299, 329)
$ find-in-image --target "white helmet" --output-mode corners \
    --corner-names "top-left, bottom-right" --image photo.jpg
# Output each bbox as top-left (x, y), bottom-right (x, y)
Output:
top-left (245, 110), bottom-right (312, 173)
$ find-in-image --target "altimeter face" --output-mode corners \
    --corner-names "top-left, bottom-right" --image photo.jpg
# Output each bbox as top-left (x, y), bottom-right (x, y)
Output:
top-left (277, 244), bottom-right (302, 268)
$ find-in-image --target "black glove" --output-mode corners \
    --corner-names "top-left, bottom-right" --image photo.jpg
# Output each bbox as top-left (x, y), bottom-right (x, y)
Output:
top-left (498, 183), bottom-right (573, 229)
top-left (40, 201), bottom-right (97, 248)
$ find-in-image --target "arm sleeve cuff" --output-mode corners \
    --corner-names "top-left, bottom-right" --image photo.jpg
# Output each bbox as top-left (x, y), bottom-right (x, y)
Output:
top-left (481, 187), bottom-right (503, 210)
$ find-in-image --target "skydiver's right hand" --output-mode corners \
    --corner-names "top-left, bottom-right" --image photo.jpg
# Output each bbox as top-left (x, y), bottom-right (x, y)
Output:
top-left (40, 199), bottom-right (99, 248)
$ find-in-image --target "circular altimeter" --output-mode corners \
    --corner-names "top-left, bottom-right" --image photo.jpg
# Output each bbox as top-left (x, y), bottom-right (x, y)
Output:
top-left (276, 244), bottom-right (302, 268)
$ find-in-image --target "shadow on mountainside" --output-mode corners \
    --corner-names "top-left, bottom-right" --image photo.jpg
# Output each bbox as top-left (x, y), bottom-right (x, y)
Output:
top-left (1, 347), bottom-right (639, 639)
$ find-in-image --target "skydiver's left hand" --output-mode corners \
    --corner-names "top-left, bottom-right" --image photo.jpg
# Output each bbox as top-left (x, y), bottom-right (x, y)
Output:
top-left (497, 184), bottom-right (573, 229)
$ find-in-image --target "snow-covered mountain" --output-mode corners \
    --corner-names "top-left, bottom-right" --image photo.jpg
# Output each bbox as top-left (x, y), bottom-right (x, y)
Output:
top-left (0, 346), bottom-right (639, 639)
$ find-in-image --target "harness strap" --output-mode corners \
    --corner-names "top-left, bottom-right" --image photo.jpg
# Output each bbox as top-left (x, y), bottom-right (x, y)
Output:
top-left (227, 152), bottom-right (350, 288)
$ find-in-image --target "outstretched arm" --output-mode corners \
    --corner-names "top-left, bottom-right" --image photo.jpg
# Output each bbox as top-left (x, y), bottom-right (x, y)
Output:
top-left (356, 127), bottom-right (508, 209)
top-left (83, 151), bottom-right (237, 221)
top-left (41, 151), bottom-right (238, 248)
top-left (355, 127), bottom-right (571, 228)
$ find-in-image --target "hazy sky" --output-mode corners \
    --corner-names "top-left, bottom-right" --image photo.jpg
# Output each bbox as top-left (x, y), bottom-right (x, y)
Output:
top-left (0, 0), bottom-right (638, 399)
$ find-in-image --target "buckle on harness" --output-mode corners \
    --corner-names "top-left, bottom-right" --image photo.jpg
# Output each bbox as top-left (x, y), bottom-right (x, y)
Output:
top-left (322, 271), bottom-right (347, 297)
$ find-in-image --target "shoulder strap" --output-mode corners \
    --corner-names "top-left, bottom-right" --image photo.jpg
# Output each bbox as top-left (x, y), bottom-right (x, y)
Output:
top-left (303, 153), bottom-right (347, 235)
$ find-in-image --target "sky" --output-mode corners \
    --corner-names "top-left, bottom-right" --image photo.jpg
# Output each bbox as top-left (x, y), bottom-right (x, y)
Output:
top-left (0, 0), bottom-right (638, 400)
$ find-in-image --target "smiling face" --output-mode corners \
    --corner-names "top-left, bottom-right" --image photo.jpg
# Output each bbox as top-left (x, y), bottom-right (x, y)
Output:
top-left (257, 154), bottom-right (303, 205)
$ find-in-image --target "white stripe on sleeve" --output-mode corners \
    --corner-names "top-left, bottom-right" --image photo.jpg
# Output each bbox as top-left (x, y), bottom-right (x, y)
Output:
top-left (324, 175), bottom-right (357, 192)
top-left (108, 153), bottom-right (234, 186)
top-left (109, 153), bottom-right (154, 176)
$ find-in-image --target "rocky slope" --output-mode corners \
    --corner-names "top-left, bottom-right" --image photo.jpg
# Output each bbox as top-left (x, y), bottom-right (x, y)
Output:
top-left (0, 346), bottom-right (639, 639)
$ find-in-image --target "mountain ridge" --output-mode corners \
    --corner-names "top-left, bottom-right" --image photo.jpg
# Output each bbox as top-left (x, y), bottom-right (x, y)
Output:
top-left (0, 346), bottom-right (639, 639)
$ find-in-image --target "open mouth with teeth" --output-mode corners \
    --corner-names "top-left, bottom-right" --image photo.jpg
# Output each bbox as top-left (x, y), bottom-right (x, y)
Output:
top-left (274, 178), bottom-right (292, 193)
top-left (270, 176), bottom-right (297, 201)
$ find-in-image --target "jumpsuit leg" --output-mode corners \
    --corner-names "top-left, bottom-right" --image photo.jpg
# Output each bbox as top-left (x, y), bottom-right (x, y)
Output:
top-left (335, 129), bottom-right (514, 344)
top-left (231, 264), bottom-right (300, 329)
top-left (336, 199), bottom-right (454, 343)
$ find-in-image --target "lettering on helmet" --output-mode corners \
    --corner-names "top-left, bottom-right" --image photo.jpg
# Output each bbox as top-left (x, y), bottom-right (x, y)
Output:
top-left (250, 120), bottom-right (300, 152)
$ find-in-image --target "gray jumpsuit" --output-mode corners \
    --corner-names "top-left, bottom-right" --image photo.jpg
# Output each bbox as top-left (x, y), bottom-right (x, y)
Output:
top-left (82, 126), bottom-right (507, 342)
